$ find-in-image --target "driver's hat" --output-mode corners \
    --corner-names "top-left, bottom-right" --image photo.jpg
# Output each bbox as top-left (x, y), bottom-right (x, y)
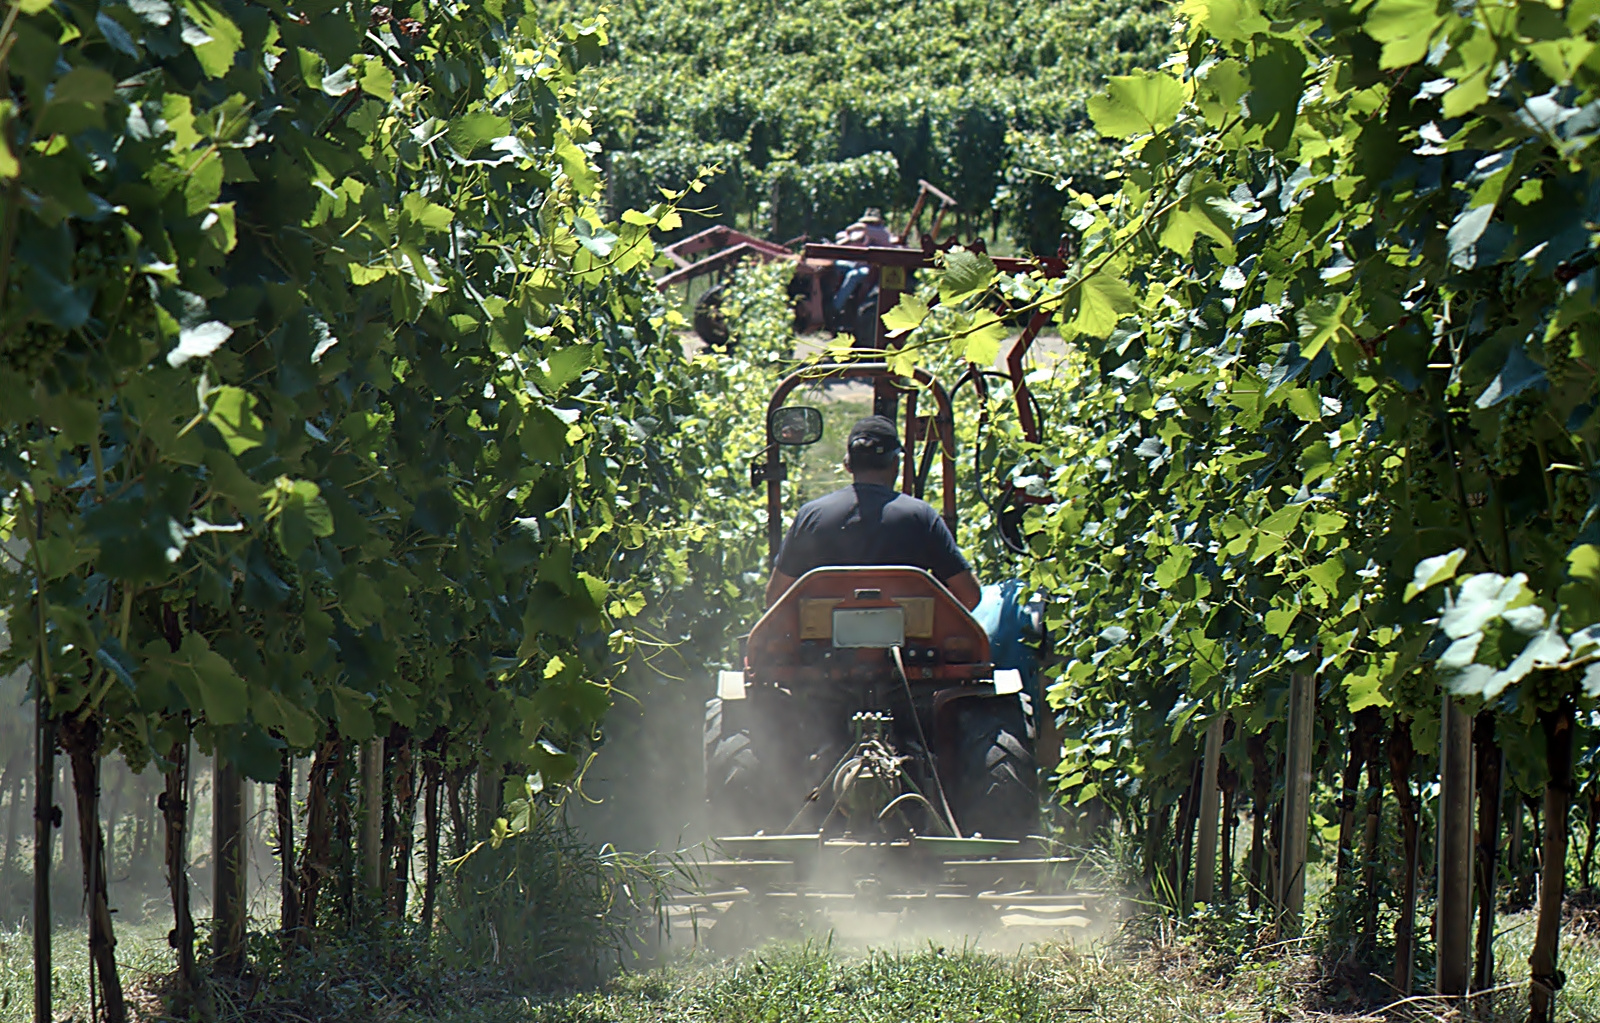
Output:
top-left (847, 415), bottom-right (902, 458)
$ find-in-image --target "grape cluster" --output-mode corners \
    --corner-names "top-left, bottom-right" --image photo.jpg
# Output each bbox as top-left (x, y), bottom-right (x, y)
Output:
top-left (1554, 468), bottom-right (1591, 527)
top-left (1522, 667), bottom-right (1575, 714)
top-left (263, 535), bottom-right (307, 615)
top-left (1545, 336), bottom-right (1577, 388)
top-left (1487, 395), bottom-right (1540, 477)
top-left (0, 321), bottom-right (64, 376)
top-left (1389, 665), bottom-right (1433, 714)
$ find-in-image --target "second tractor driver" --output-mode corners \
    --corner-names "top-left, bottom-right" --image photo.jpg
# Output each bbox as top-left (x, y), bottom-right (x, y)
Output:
top-left (764, 415), bottom-right (983, 610)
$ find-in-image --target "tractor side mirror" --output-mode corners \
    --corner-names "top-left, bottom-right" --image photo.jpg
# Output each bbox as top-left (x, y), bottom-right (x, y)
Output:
top-left (770, 406), bottom-right (823, 446)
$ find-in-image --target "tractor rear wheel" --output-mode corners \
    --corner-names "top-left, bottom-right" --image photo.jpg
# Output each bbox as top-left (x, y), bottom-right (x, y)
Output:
top-left (704, 697), bottom-right (782, 836)
top-left (949, 696), bottom-right (1038, 839)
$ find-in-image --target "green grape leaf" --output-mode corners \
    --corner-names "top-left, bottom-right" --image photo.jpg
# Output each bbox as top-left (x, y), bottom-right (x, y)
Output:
top-left (330, 686), bottom-right (376, 741)
top-left (168, 320), bottom-right (233, 367)
top-left (252, 688), bottom-right (320, 748)
top-left (1404, 547), bottom-right (1466, 602)
top-left (554, 134), bottom-right (599, 195)
top-left (336, 567), bottom-right (386, 628)
top-left (359, 61), bottom-right (394, 100)
top-left (1528, 38), bottom-right (1594, 84)
top-left (1362, 0), bottom-right (1445, 68)
top-left (35, 68), bottom-right (116, 135)
top-left (1297, 295), bottom-right (1351, 361)
top-left (1447, 204), bottom-right (1498, 270)
top-left (962, 310), bottom-right (1009, 368)
top-left (1063, 273), bottom-right (1134, 339)
top-left (174, 632), bottom-right (249, 725)
top-left (402, 192), bottom-right (454, 233)
top-left (1177, 0), bottom-right (1269, 41)
top-left (38, 392), bottom-right (99, 445)
top-left (1570, 545), bottom-right (1600, 585)
top-left (1263, 606), bottom-right (1298, 637)
top-left (264, 477), bottom-right (335, 554)
top-left (533, 343), bottom-right (597, 394)
top-left (25, 266), bottom-right (93, 329)
top-left (449, 111), bottom-right (511, 153)
top-left (1087, 71), bottom-right (1185, 139)
top-left (882, 293), bottom-right (930, 336)
top-left (207, 385), bottom-right (264, 455)
top-left (939, 249), bottom-right (997, 303)
top-left (216, 726), bottom-right (286, 783)
top-left (182, 0), bottom-right (243, 77)
top-left (1473, 346), bottom-right (1546, 409)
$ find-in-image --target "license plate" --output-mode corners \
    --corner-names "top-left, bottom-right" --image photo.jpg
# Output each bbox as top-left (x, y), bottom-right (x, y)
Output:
top-left (832, 607), bottom-right (905, 648)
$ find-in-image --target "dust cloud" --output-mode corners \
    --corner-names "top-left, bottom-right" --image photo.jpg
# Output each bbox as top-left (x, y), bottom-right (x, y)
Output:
top-left (566, 664), bottom-right (1116, 959)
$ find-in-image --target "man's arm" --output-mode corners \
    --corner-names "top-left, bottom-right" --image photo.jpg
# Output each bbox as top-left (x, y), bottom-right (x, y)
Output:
top-left (766, 503), bottom-right (813, 608)
top-left (925, 512), bottom-right (980, 609)
top-left (765, 569), bottom-right (798, 607)
top-left (943, 570), bottom-right (982, 610)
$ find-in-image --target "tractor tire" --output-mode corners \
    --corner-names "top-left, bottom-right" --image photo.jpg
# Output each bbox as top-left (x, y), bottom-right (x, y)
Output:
top-left (694, 285), bottom-right (732, 350)
top-left (949, 696), bottom-right (1038, 839)
top-left (704, 698), bottom-right (779, 836)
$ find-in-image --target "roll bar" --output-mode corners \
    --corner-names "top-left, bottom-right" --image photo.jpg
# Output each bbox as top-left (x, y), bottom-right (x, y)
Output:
top-left (757, 363), bottom-right (957, 564)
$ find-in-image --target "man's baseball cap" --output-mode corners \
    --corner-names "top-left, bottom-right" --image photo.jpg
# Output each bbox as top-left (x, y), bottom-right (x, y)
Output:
top-left (847, 415), bottom-right (902, 458)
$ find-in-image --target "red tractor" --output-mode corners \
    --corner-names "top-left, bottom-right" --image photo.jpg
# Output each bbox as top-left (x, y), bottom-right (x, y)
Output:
top-left (681, 357), bottom-right (1100, 946)
top-left (655, 181), bottom-right (959, 349)
top-left (655, 181), bottom-right (1095, 944)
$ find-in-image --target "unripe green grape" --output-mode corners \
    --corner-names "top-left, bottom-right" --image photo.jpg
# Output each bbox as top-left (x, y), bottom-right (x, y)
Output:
top-left (1, 322), bottom-right (65, 376)
top-left (1488, 396), bottom-right (1539, 478)
top-left (1522, 668), bottom-right (1574, 713)
top-left (1546, 342), bottom-right (1574, 388)
top-left (1554, 470), bottom-right (1591, 526)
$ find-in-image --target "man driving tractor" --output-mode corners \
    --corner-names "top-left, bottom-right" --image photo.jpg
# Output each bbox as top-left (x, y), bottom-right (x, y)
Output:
top-left (764, 415), bottom-right (983, 610)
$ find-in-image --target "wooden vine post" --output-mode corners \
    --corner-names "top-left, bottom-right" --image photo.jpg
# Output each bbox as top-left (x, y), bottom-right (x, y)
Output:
top-left (65, 719), bottom-right (127, 1023)
top-left (1359, 719), bottom-right (1386, 953)
top-left (421, 734), bottom-right (444, 934)
top-left (1277, 670), bottom-right (1314, 930)
top-left (213, 755), bottom-right (245, 977)
top-left (1435, 694), bottom-right (1473, 996)
top-left (33, 666), bottom-right (54, 1023)
top-left (1192, 714), bottom-right (1225, 905)
top-left (276, 750), bottom-right (301, 940)
top-left (1472, 712), bottom-right (1502, 993)
top-left (1246, 731), bottom-right (1270, 913)
top-left (1389, 717), bottom-right (1420, 993)
top-left (360, 739), bottom-right (384, 899)
top-left (297, 736), bottom-right (338, 937)
top-left (162, 740), bottom-right (198, 1004)
top-left (1530, 696), bottom-right (1575, 1023)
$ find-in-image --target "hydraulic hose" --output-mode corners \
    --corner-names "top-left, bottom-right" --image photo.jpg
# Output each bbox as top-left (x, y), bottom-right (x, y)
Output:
top-left (878, 792), bottom-right (954, 836)
top-left (891, 645), bottom-right (963, 838)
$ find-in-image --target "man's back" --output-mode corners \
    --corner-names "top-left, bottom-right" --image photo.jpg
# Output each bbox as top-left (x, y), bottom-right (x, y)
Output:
top-left (775, 483), bottom-right (969, 582)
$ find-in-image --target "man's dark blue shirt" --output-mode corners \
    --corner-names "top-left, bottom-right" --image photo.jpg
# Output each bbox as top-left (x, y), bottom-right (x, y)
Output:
top-left (775, 483), bottom-right (970, 581)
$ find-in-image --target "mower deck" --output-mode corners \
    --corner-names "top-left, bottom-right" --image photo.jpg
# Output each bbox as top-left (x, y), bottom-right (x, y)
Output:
top-left (666, 834), bottom-right (1111, 948)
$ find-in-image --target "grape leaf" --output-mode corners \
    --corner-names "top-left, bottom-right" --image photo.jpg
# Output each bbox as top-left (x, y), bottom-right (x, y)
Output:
top-left (1087, 71), bottom-right (1185, 139)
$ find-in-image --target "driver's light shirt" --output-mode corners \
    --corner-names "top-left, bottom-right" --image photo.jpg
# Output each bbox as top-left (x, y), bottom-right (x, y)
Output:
top-left (775, 484), bottom-right (970, 581)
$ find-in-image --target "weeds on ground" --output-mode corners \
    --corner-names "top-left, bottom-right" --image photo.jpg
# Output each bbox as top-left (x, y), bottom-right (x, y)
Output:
top-left (1, 809), bottom-right (668, 1023)
top-left (0, 921), bottom-right (173, 1023)
top-left (526, 941), bottom-right (1091, 1023)
top-left (18, 908), bottom-right (1600, 1022)
top-left (177, 814), bottom-right (672, 1022)
top-left (496, 933), bottom-right (1296, 1023)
